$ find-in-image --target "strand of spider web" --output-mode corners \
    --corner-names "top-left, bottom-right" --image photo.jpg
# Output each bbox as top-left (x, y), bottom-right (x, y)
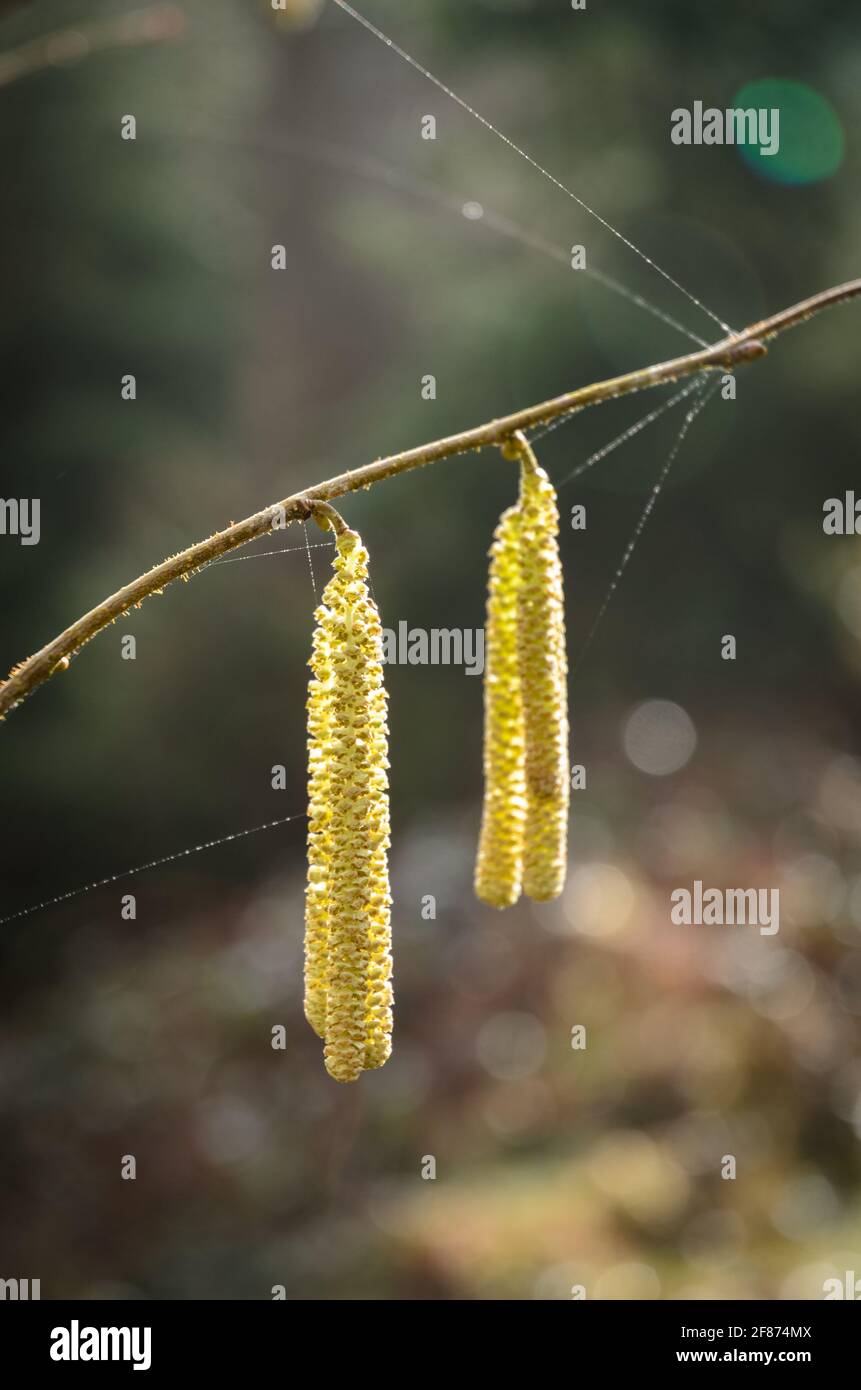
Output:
top-left (304, 136), bottom-right (704, 345)
top-left (331, 0), bottom-right (733, 337)
top-left (302, 522), bottom-right (319, 598)
top-left (531, 376), bottom-right (704, 473)
top-left (146, 119), bottom-right (708, 351)
top-left (0, 812), bottom-right (307, 926)
top-left (207, 539), bottom-right (335, 568)
top-left (2, 516), bottom-right (333, 926)
top-left (573, 375), bottom-right (720, 674)
top-left (472, 202), bottom-right (707, 346)
top-left (233, 128), bottom-right (706, 347)
top-left (304, 134), bottom-right (705, 344)
top-left (1, 385), bottom-right (704, 928)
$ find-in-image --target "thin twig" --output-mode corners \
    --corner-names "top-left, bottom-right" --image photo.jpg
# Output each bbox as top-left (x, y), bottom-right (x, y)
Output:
top-left (1, 279), bottom-right (859, 722)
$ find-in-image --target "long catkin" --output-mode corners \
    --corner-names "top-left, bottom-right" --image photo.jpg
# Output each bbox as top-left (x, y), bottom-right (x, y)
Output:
top-left (475, 435), bottom-right (570, 908)
top-left (303, 609), bottom-right (334, 1038)
top-left (360, 577), bottom-right (393, 1071)
top-left (517, 452), bottom-right (569, 902)
top-left (475, 502), bottom-right (527, 908)
top-left (304, 528), bottom-right (392, 1082)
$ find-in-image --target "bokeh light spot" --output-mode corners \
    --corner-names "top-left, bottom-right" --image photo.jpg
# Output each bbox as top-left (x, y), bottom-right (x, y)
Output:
top-left (564, 862), bottom-right (636, 937)
top-left (475, 1011), bottom-right (547, 1080)
top-left (734, 80), bottom-right (844, 185)
top-left (623, 699), bottom-right (697, 775)
top-left (195, 1095), bottom-right (267, 1165)
top-left (587, 1131), bottom-right (689, 1223)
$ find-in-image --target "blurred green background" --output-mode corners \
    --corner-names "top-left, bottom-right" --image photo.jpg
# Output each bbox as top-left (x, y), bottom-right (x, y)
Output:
top-left (1, 0), bottom-right (860, 1299)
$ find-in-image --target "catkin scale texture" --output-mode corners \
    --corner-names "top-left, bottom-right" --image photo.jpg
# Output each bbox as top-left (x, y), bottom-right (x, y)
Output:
top-left (359, 591), bottom-right (393, 1070)
top-left (475, 503), bottom-right (527, 908)
top-left (303, 610), bottom-right (334, 1038)
top-left (303, 530), bottom-right (392, 1083)
top-left (517, 462), bottom-right (569, 902)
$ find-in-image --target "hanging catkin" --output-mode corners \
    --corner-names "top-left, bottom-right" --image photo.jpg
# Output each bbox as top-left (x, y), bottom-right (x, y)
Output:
top-left (304, 527), bottom-right (392, 1082)
top-left (475, 433), bottom-right (569, 907)
top-left (475, 501), bottom-right (527, 907)
top-left (359, 579), bottom-right (394, 1072)
top-left (303, 610), bottom-right (334, 1039)
top-left (516, 442), bottom-right (569, 901)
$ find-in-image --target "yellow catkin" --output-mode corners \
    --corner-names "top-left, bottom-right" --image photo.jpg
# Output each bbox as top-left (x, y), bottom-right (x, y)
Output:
top-left (475, 502), bottom-right (527, 907)
top-left (304, 529), bottom-right (392, 1083)
top-left (517, 449), bottom-right (570, 902)
top-left (303, 608), bottom-right (334, 1037)
top-left (359, 583), bottom-right (393, 1071)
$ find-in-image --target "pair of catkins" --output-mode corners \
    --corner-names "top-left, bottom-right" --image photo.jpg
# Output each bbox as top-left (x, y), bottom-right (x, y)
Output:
top-left (303, 433), bottom-right (569, 1081)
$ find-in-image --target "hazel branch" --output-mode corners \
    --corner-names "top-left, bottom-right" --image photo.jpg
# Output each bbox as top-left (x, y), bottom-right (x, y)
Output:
top-left (1, 278), bottom-right (860, 722)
